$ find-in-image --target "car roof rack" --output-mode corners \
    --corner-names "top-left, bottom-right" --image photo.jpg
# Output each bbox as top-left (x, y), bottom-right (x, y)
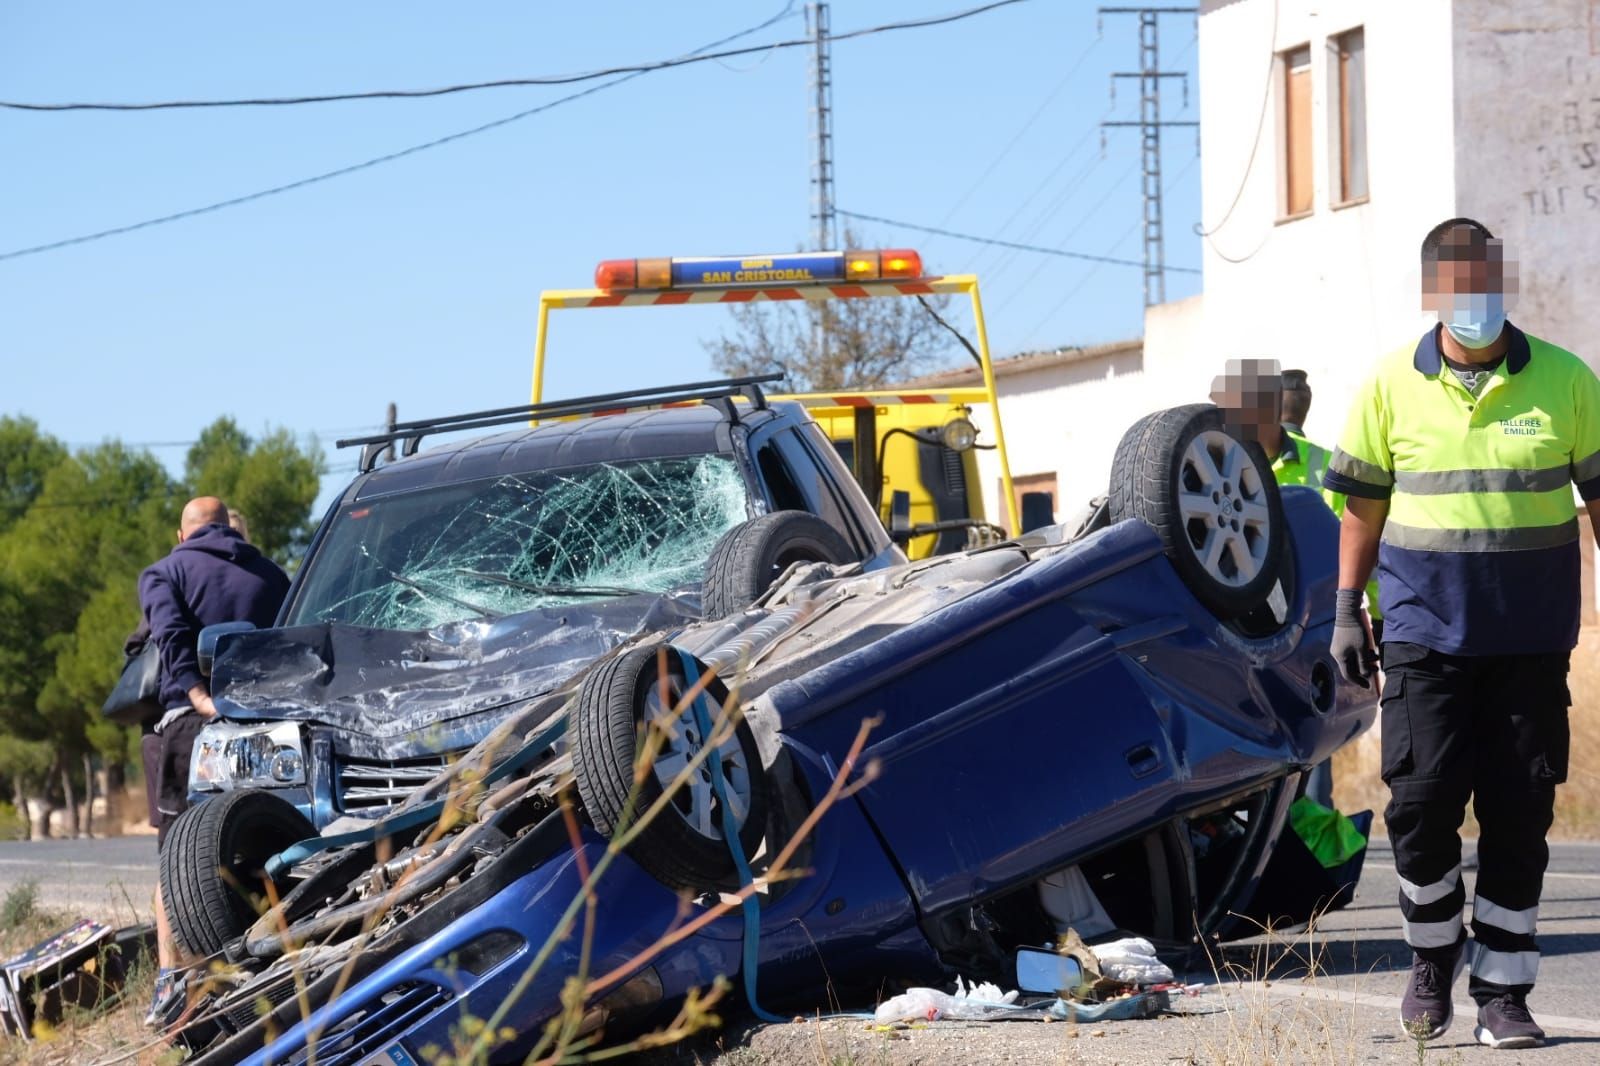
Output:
top-left (336, 374), bottom-right (783, 474)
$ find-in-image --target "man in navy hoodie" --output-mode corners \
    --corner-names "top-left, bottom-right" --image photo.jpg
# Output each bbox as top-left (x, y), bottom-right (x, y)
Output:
top-left (138, 496), bottom-right (289, 1020)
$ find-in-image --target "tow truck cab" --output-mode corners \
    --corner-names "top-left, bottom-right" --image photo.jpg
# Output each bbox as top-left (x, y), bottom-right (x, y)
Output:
top-left (782, 392), bottom-right (991, 560)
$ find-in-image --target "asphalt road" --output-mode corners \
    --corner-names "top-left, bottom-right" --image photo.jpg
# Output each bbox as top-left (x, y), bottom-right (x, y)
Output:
top-left (2, 837), bottom-right (1596, 1062)
top-left (0, 836), bottom-right (159, 923)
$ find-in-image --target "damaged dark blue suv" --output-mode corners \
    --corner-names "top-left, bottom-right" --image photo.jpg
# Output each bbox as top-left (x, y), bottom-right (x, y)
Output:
top-left (187, 377), bottom-right (903, 828)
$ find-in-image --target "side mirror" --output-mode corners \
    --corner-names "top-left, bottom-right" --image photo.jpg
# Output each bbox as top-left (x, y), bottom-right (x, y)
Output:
top-left (198, 621), bottom-right (256, 678)
top-left (1015, 946), bottom-right (1084, 996)
top-left (889, 490), bottom-right (913, 540)
top-left (1021, 491), bottom-right (1055, 534)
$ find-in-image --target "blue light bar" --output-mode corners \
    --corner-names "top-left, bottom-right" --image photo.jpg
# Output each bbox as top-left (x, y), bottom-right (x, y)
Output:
top-left (670, 252), bottom-right (846, 288)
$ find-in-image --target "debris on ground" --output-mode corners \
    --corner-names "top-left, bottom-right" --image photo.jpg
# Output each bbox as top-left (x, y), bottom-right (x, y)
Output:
top-left (0, 920), bottom-right (153, 1039)
top-left (874, 976), bottom-right (1020, 1023)
top-left (1089, 936), bottom-right (1176, 986)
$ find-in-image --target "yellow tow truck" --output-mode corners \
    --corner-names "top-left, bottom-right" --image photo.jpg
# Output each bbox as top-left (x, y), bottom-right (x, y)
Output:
top-left (530, 248), bottom-right (1018, 558)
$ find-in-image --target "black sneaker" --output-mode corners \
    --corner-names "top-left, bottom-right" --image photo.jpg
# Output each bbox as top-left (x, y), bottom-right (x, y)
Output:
top-left (1475, 994), bottom-right (1545, 1050)
top-left (1400, 940), bottom-right (1466, 1041)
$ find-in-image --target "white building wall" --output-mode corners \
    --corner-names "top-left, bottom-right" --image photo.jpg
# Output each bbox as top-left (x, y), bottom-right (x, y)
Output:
top-left (1182, 0), bottom-right (1457, 449)
top-left (968, 0), bottom-right (1597, 606)
top-left (1454, 0), bottom-right (1600, 370)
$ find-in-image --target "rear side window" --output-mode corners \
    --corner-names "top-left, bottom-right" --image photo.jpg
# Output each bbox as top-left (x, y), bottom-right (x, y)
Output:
top-left (757, 443), bottom-right (809, 513)
top-left (758, 428), bottom-right (873, 556)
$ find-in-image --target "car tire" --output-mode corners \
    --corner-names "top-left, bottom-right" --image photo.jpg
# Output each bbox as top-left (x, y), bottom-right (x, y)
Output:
top-left (701, 510), bottom-right (855, 619)
top-left (573, 644), bottom-right (769, 893)
top-left (159, 790), bottom-right (316, 958)
top-left (1108, 404), bottom-right (1286, 620)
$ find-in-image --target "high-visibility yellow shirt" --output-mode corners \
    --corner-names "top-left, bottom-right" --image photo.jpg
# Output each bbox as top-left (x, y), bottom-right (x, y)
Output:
top-left (1273, 428), bottom-right (1342, 516)
top-left (1324, 323), bottom-right (1600, 655)
top-left (1272, 427), bottom-right (1384, 618)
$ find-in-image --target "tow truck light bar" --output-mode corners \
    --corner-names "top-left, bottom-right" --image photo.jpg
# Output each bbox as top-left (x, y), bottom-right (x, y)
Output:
top-left (594, 249), bottom-right (924, 291)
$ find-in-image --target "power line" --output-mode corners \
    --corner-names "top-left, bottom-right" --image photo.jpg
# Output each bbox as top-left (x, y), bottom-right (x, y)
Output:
top-left (990, 27), bottom-right (1197, 311)
top-left (0, 3), bottom-right (800, 263)
top-left (1020, 149), bottom-right (1199, 347)
top-left (836, 209), bottom-right (1200, 273)
top-left (961, 115), bottom-right (1107, 277)
top-left (978, 140), bottom-right (1110, 281)
top-left (1194, 0), bottom-right (1278, 250)
top-left (988, 156), bottom-right (1141, 318)
top-left (0, 1), bottom-right (1028, 113)
top-left (0, 1), bottom-right (1032, 264)
top-left (936, 32), bottom-right (1103, 227)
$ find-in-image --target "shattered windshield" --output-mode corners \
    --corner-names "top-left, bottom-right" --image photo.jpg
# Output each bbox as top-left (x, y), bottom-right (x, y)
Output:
top-left (287, 454), bottom-right (750, 630)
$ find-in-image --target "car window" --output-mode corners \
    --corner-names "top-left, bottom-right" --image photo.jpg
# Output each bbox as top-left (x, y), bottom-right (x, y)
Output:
top-left (769, 428), bottom-right (870, 555)
top-left (798, 422), bottom-right (885, 551)
top-left (756, 441), bottom-right (809, 513)
top-left (287, 454), bottom-right (750, 630)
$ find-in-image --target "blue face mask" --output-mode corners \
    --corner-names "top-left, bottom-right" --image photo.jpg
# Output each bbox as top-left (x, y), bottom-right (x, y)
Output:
top-left (1442, 292), bottom-right (1506, 349)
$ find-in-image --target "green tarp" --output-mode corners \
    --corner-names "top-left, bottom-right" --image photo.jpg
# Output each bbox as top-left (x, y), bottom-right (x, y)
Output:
top-left (1289, 796), bottom-right (1368, 869)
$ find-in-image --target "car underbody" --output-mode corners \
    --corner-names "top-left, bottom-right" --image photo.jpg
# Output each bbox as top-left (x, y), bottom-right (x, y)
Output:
top-left (162, 462), bottom-right (1376, 1064)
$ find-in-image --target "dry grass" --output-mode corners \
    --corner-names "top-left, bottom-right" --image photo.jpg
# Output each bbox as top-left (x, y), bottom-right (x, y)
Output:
top-left (0, 884), bottom-right (157, 1066)
top-left (1183, 926), bottom-right (1368, 1066)
top-left (1332, 624), bottom-right (1600, 840)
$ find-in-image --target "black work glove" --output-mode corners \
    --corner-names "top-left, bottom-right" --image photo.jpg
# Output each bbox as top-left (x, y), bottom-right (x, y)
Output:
top-left (1331, 588), bottom-right (1378, 688)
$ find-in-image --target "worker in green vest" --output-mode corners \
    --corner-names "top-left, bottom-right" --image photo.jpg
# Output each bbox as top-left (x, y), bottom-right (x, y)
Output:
top-left (1280, 370), bottom-right (1384, 629)
top-left (1276, 369), bottom-right (1341, 513)
top-left (1211, 362), bottom-right (1353, 812)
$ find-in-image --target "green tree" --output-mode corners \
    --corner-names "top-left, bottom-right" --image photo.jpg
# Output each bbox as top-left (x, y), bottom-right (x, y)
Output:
top-left (0, 416), bottom-right (68, 536)
top-left (0, 442), bottom-right (174, 833)
top-left (0, 417), bottom-right (325, 836)
top-left (184, 418), bottom-right (325, 563)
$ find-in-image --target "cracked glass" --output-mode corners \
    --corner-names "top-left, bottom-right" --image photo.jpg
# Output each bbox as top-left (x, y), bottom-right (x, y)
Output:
top-left (287, 454), bottom-right (750, 630)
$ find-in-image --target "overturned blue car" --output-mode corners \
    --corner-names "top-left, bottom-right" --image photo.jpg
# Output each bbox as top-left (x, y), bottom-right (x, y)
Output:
top-left (158, 402), bottom-right (1377, 1065)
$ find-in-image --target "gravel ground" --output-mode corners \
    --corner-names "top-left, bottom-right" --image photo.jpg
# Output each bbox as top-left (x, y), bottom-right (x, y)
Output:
top-left (638, 840), bottom-right (1600, 1066)
top-left (643, 982), bottom-right (1596, 1066)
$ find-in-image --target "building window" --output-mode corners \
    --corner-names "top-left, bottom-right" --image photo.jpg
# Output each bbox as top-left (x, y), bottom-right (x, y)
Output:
top-left (1334, 28), bottom-right (1368, 204)
top-left (1282, 45), bottom-right (1314, 218)
top-left (1005, 472), bottom-right (1058, 534)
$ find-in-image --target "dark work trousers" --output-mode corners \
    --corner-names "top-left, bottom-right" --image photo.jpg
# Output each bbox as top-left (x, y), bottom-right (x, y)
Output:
top-left (1380, 642), bottom-right (1570, 1003)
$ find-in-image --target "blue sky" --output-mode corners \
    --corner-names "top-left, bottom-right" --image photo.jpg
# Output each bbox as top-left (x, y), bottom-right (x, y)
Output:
top-left (1, 1), bottom-right (1200, 513)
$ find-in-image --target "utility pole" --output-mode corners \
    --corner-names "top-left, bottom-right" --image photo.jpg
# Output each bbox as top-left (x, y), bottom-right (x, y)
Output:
top-left (1099, 6), bottom-right (1197, 307)
top-left (807, 1), bottom-right (836, 252)
top-left (807, 1), bottom-right (836, 369)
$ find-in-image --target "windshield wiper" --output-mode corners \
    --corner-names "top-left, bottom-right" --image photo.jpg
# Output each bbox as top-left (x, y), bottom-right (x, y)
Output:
top-left (354, 545), bottom-right (499, 620)
top-left (388, 572), bottom-right (498, 618)
top-left (450, 569), bottom-right (649, 599)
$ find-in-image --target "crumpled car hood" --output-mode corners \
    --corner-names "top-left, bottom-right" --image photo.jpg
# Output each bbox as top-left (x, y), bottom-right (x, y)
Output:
top-left (210, 592), bottom-right (701, 749)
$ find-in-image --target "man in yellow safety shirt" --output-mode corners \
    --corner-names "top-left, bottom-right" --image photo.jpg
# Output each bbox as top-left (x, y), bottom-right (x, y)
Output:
top-left (1324, 218), bottom-right (1600, 1050)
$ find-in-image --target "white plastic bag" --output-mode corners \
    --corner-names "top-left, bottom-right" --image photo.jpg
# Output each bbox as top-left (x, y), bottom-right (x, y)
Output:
top-left (874, 976), bottom-right (1019, 1023)
top-left (1089, 936), bottom-right (1175, 985)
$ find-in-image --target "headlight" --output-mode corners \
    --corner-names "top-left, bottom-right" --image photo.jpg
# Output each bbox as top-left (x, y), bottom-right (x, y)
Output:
top-left (190, 721), bottom-right (307, 792)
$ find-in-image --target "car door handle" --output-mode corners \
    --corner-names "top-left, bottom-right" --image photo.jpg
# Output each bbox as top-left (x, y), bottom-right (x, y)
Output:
top-left (1125, 743), bottom-right (1163, 778)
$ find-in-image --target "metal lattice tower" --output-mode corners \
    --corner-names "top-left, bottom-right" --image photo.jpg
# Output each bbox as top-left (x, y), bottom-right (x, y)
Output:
top-left (807, 2), bottom-right (837, 251)
top-left (1100, 6), bottom-right (1197, 306)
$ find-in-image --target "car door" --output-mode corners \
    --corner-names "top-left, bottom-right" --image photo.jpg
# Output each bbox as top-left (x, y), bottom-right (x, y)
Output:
top-left (780, 549), bottom-right (1180, 918)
